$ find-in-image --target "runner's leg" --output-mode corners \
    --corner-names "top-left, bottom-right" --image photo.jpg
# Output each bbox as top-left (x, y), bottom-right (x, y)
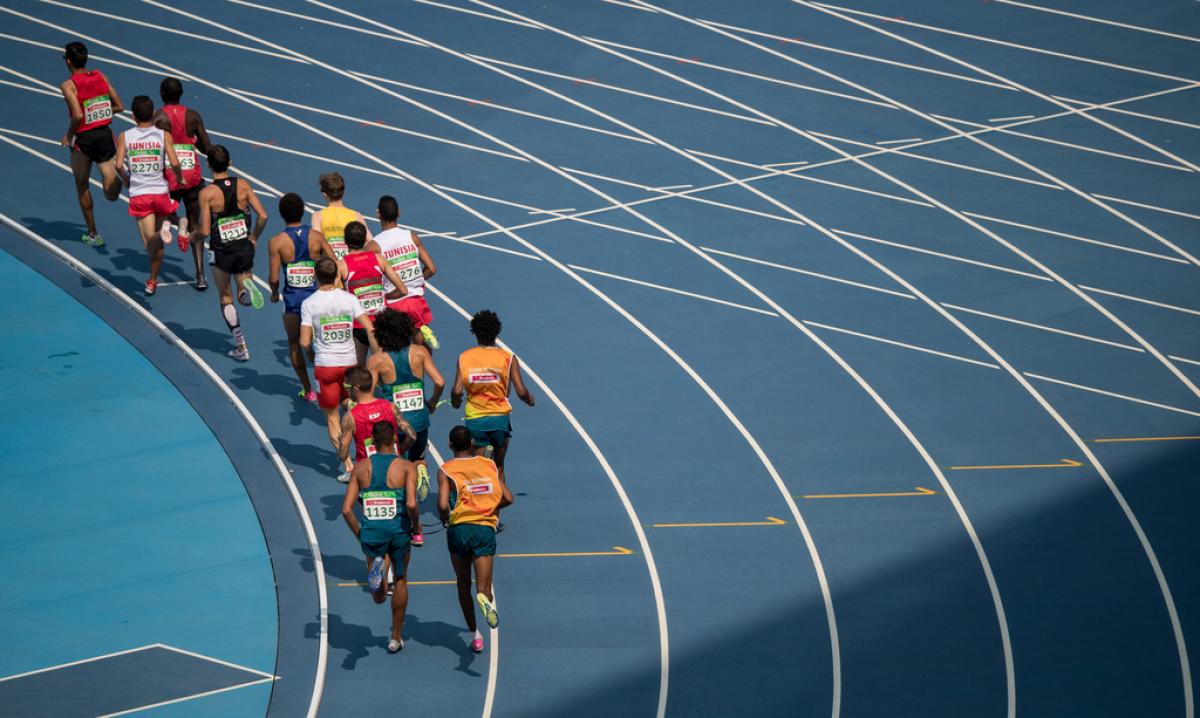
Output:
top-left (70, 151), bottom-right (98, 237)
top-left (136, 214), bottom-right (163, 284)
top-left (451, 552), bottom-right (477, 633)
top-left (96, 158), bottom-right (121, 201)
top-left (184, 192), bottom-right (205, 284)
top-left (283, 312), bottom-right (312, 394)
top-left (473, 555), bottom-right (495, 603)
top-left (213, 266), bottom-right (247, 353)
top-left (368, 555), bottom-right (390, 605)
top-left (492, 434), bottom-right (510, 485)
top-left (391, 551), bottom-right (411, 641)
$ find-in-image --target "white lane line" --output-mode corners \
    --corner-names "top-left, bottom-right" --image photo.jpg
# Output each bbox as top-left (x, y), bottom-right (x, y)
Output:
top-left (994, 0), bottom-right (1200, 44)
top-left (587, 36), bottom-right (896, 108)
top-left (1026, 373), bottom-right (1200, 418)
top-left (528, 208), bottom-right (576, 215)
top-left (811, 130), bottom-right (1061, 190)
top-left (154, 644), bottom-right (276, 679)
top-left (465, 53), bottom-right (776, 125)
top-left (410, 0), bottom-right (540, 28)
top-left (352, 72), bottom-right (653, 144)
top-left (941, 303), bottom-right (1145, 352)
top-left (208, 129), bottom-right (409, 181)
top-left (990, 115), bottom-right (1035, 122)
top-left (1056, 97), bottom-right (1200, 132)
top-left (1080, 286), bottom-right (1200, 318)
top-left (0, 76), bottom-right (59, 96)
top-left (962, 212), bottom-right (1191, 264)
top-left (876, 137), bottom-right (922, 145)
top-left (932, 113), bottom-right (1193, 172)
top-left (0, 645), bottom-right (160, 683)
top-left (1092, 194), bottom-right (1200, 222)
top-left (226, 0), bottom-right (427, 45)
top-left (568, 264), bottom-right (779, 316)
top-left (699, 246), bottom-right (915, 299)
top-left (833, 229), bottom-right (1053, 281)
top-left (804, 321), bottom-right (1000, 368)
top-left (1170, 355), bottom-right (1200, 368)
top-left (230, 87), bottom-right (528, 162)
top-left (654, 183), bottom-right (693, 190)
top-left (97, 678), bottom-right (275, 718)
top-left (698, 18), bottom-right (1015, 90)
top-left (810, 2), bottom-right (1197, 84)
top-left (0, 210), bottom-right (328, 717)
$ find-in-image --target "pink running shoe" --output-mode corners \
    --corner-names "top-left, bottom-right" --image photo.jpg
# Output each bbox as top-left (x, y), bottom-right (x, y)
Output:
top-left (177, 217), bottom-right (190, 252)
top-left (411, 532), bottom-right (424, 547)
top-left (470, 636), bottom-right (483, 654)
top-left (300, 389), bottom-right (317, 404)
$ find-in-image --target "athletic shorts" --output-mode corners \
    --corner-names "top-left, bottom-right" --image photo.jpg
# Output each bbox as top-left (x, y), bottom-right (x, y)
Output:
top-left (353, 327), bottom-right (370, 346)
top-left (465, 415), bottom-right (512, 449)
top-left (169, 179), bottom-right (205, 204)
top-left (128, 193), bottom-right (179, 219)
top-left (282, 288), bottom-right (314, 316)
top-left (73, 125), bottom-right (116, 163)
top-left (210, 241), bottom-right (255, 275)
top-left (361, 532), bottom-right (411, 579)
top-left (406, 429), bottom-right (428, 462)
top-left (447, 523), bottom-right (496, 558)
top-left (314, 364), bottom-right (353, 409)
top-left (389, 294), bottom-right (432, 329)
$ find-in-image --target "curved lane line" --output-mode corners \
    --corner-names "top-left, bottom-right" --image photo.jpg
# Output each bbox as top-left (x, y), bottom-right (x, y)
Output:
top-left (0, 213), bottom-right (329, 718)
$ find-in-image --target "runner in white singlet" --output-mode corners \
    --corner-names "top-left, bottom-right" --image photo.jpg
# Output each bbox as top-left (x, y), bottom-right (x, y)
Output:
top-left (369, 195), bottom-right (439, 350)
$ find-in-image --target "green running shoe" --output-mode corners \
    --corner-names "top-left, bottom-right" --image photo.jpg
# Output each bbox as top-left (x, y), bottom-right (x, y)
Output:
top-left (81, 232), bottom-right (104, 247)
top-left (420, 324), bottom-right (439, 350)
top-left (416, 463), bottom-right (430, 502)
top-left (242, 276), bottom-right (264, 309)
top-left (476, 592), bottom-right (498, 629)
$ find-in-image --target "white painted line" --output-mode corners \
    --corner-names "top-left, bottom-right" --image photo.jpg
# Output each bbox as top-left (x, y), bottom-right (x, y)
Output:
top-left (1026, 373), bottom-right (1200, 418)
top-left (962, 212), bottom-right (1191, 264)
top-left (227, 0), bottom-right (427, 45)
top-left (994, 0), bottom-right (1200, 44)
top-left (1170, 355), bottom-right (1200, 368)
top-left (1092, 194), bottom-right (1200, 222)
top-left (653, 184), bottom-right (693, 191)
top-left (0, 76), bottom-right (57, 96)
top-left (876, 137), bottom-right (922, 145)
top-left (699, 246), bottom-right (915, 299)
top-left (833, 229), bottom-right (1053, 281)
top-left (1056, 98), bottom-right (1200, 132)
top-left (155, 280), bottom-right (195, 287)
top-left (763, 160), bottom-right (809, 168)
top-left (410, 0), bottom-right (540, 28)
top-left (1080, 286), bottom-right (1200, 317)
top-left (208, 129), bottom-right (409, 181)
top-left (97, 677), bottom-right (275, 718)
top-left (528, 208), bottom-right (576, 215)
top-left (0, 645), bottom-right (160, 683)
top-left (804, 320), bottom-right (1000, 368)
top-left (568, 264), bottom-right (779, 316)
top-left (153, 644), bottom-right (275, 679)
top-left (989, 115), bottom-right (1035, 122)
top-left (941, 303), bottom-right (1144, 352)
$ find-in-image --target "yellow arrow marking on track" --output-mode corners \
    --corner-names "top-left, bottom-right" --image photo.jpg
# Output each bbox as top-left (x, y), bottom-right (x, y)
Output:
top-left (498, 546), bottom-right (634, 558)
top-left (651, 516), bottom-right (787, 528)
top-left (949, 458), bottom-right (1083, 470)
top-left (1093, 435), bottom-right (1200, 443)
top-left (801, 486), bottom-right (937, 499)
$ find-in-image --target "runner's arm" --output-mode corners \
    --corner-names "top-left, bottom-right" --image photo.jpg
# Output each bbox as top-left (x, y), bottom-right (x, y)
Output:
top-left (188, 109), bottom-right (212, 154)
top-left (401, 464), bottom-right (420, 536)
top-left (113, 133), bottom-right (129, 182)
top-left (267, 234), bottom-right (282, 302)
top-left (309, 228), bottom-right (334, 259)
top-left (152, 109), bottom-right (170, 132)
top-left (498, 478), bottom-right (514, 509)
top-left (340, 469), bottom-right (361, 539)
top-left (414, 234), bottom-right (436, 279)
top-left (392, 405), bottom-right (417, 452)
top-left (450, 362), bottom-right (464, 409)
top-left (358, 313), bottom-right (381, 355)
top-left (244, 185), bottom-right (269, 242)
top-left (510, 356), bottom-right (535, 407)
top-left (59, 80), bottom-right (82, 145)
top-left (162, 131), bottom-right (183, 185)
top-left (105, 77), bottom-right (124, 114)
top-left (336, 410), bottom-right (355, 463)
top-left (355, 212), bottom-right (373, 243)
top-left (192, 188), bottom-right (211, 243)
top-left (436, 468), bottom-right (451, 523)
top-left (422, 350), bottom-right (445, 414)
top-left (299, 302), bottom-right (314, 350)
top-left (376, 251), bottom-right (408, 298)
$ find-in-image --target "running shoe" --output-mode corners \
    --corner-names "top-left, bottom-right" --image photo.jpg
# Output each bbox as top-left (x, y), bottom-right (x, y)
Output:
top-left (159, 219), bottom-right (173, 245)
top-left (367, 556), bottom-right (385, 592)
top-left (496, 522), bottom-right (506, 534)
top-left (411, 532), bottom-right (424, 548)
top-left (242, 277), bottom-right (264, 309)
top-left (416, 464), bottom-right (430, 502)
top-left (470, 636), bottom-right (484, 654)
top-left (420, 324), bottom-right (440, 350)
top-left (194, 274), bottom-right (208, 291)
top-left (483, 445), bottom-right (494, 460)
top-left (299, 389), bottom-right (318, 404)
top-left (476, 592), bottom-right (498, 629)
top-left (81, 232), bottom-right (104, 247)
top-left (228, 345), bottom-right (250, 362)
top-left (387, 638), bottom-right (404, 653)
top-left (336, 470), bottom-right (352, 484)
top-left (144, 278), bottom-right (157, 296)
top-left (177, 217), bottom-right (190, 252)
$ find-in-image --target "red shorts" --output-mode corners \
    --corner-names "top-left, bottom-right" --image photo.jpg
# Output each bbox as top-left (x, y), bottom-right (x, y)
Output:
top-left (314, 364), bottom-right (353, 410)
top-left (388, 294), bottom-right (432, 329)
top-left (128, 193), bottom-right (179, 219)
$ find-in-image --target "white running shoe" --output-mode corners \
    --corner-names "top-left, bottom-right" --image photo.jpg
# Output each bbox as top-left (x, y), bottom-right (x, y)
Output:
top-left (228, 345), bottom-right (250, 362)
top-left (159, 219), bottom-right (173, 245)
top-left (336, 470), bottom-right (352, 484)
top-left (387, 638), bottom-right (404, 653)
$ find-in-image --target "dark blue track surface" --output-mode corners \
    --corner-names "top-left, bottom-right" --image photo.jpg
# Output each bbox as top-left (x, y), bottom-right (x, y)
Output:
top-left (1, 1), bottom-right (1198, 716)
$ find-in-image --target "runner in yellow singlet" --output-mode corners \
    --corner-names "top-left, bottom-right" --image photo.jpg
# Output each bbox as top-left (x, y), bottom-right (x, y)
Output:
top-left (311, 171), bottom-right (370, 260)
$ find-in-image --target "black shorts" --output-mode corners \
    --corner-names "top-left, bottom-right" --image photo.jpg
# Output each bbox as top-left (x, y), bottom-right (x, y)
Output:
top-left (73, 126), bottom-right (116, 163)
top-left (169, 179), bottom-right (205, 204)
top-left (210, 241), bottom-right (255, 275)
top-left (406, 429), bottom-right (429, 462)
top-left (353, 328), bottom-right (369, 346)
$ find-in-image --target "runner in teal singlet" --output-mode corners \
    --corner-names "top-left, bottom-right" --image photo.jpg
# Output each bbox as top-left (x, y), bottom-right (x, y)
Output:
top-left (341, 421), bottom-right (420, 653)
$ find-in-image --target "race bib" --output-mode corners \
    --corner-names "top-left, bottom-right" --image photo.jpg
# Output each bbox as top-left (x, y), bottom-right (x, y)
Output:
top-left (468, 370), bottom-right (501, 385)
top-left (389, 254), bottom-right (421, 283)
top-left (318, 314), bottom-right (352, 344)
top-left (391, 382), bottom-right (425, 413)
top-left (328, 235), bottom-right (347, 259)
top-left (174, 145), bottom-right (196, 170)
top-left (362, 491), bottom-right (397, 520)
top-left (83, 95), bottom-right (112, 124)
top-left (466, 482), bottom-right (494, 495)
top-left (129, 148), bottom-right (161, 174)
top-left (285, 261), bottom-right (315, 289)
top-left (364, 437), bottom-right (377, 457)
top-left (354, 282), bottom-right (385, 314)
top-left (216, 215), bottom-right (249, 243)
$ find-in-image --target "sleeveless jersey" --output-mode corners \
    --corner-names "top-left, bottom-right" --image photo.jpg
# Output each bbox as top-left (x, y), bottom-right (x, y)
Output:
top-left (282, 225), bottom-right (316, 311)
top-left (160, 104), bottom-right (201, 191)
top-left (351, 397), bottom-right (397, 461)
top-left (319, 206), bottom-right (357, 259)
top-left (380, 347), bottom-right (429, 433)
top-left (122, 126), bottom-right (168, 197)
top-left (458, 346), bottom-right (513, 420)
top-left (374, 227), bottom-right (425, 299)
top-left (343, 251), bottom-right (387, 328)
top-left (359, 453), bottom-right (410, 543)
top-left (71, 70), bottom-right (113, 134)
top-left (444, 456), bottom-right (502, 529)
top-left (209, 177), bottom-right (252, 252)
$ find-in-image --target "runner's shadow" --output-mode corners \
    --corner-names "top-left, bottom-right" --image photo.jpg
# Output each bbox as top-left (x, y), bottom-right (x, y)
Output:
top-left (230, 366), bottom-right (300, 397)
top-left (306, 613), bottom-right (383, 670)
top-left (320, 492), bottom-right (346, 522)
top-left (20, 217), bottom-right (104, 251)
top-left (91, 266), bottom-right (148, 305)
top-left (404, 613), bottom-right (482, 676)
top-left (110, 247), bottom-right (190, 282)
top-left (164, 321), bottom-right (231, 356)
top-left (296, 550), bottom-right (366, 582)
top-left (271, 436), bottom-right (337, 475)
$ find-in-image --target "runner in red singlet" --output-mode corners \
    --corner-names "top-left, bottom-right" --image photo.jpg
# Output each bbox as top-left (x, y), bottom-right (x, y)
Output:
top-left (338, 367), bottom-right (416, 472)
top-left (154, 77), bottom-right (212, 289)
top-left (339, 221), bottom-right (407, 367)
top-left (58, 42), bottom-right (124, 247)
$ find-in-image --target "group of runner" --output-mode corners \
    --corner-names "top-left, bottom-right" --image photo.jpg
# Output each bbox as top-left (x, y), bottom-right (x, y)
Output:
top-left (58, 42), bottom-right (537, 656)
